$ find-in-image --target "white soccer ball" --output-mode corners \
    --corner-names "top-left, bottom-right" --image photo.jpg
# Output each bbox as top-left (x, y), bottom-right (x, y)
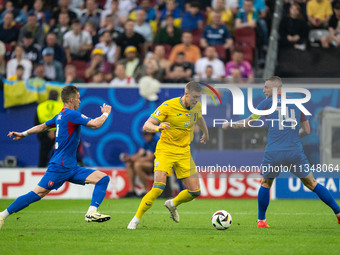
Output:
top-left (211, 210), bottom-right (232, 230)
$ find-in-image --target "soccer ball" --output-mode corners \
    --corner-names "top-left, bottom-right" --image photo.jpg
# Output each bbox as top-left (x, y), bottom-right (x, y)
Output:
top-left (211, 210), bottom-right (232, 230)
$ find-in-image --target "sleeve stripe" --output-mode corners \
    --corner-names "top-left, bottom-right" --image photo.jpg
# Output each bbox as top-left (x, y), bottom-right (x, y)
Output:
top-left (151, 116), bottom-right (161, 123)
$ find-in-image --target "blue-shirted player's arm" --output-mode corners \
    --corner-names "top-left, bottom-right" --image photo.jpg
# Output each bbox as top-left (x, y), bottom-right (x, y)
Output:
top-left (222, 98), bottom-right (269, 129)
top-left (86, 103), bottom-right (112, 129)
top-left (299, 113), bottom-right (311, 138)
top-left (8, 115), bottom-right (57, 141)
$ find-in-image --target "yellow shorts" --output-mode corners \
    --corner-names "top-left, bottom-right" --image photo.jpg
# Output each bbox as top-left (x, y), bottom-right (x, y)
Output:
top-left (154, 143), bottom-right (196, 179)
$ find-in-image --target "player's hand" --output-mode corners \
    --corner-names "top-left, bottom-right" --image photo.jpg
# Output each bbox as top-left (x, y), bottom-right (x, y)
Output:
top-left (7, 131), bottom-right (25, 141)
top-left (100, 103), bottom-right (111, 115)
top-left (159, 122), bottom-right (170, 130)
top-left (222, 121), bottom-right (230, 130)
top-left (200, 133), bottom-right (209, 144)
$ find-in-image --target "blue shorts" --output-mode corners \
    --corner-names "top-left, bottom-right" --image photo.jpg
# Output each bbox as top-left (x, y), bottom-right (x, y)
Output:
top-left (261, 150), bottom-right (310, 179)
top-left (38, 164), bottom-right (96, 190)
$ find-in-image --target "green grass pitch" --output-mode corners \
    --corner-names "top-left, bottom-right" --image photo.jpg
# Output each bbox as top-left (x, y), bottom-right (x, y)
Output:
top-left (0, 198), bottom-right (340, 255)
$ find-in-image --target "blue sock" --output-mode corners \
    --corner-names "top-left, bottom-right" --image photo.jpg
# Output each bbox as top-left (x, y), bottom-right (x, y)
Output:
top-left (7, 191), bottom-right (41, 214)
top-left (313, 183), bottom-right (340, 214)
top-left (258, 186), bottom-right (270, 220)
top-left (90, 176), bottom-right (110, 208)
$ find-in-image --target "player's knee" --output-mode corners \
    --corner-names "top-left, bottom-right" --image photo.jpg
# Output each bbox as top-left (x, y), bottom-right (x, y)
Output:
top-left (188, 189), bottom-right (201, 198)
top-left (98, 175), bottom-right (110, 186)
top-left (261, 179), bottom-right (273, 188)
top-left (152, 182), bottom-right (166, 196)
top-left (301, 178), bottom-right (317, 191)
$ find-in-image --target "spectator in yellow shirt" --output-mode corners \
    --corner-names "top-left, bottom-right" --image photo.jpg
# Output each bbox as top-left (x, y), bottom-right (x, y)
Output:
top-left (207, 0), bottom-right (234, 33)
top-left (8, 65), bottom-right (24, 81)
top-left (307, 0), bottom-right (333, 28)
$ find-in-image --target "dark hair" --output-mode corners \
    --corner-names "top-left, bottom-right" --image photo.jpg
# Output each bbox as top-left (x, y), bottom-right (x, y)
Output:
top-left (48, 90), bottom-right (59, 101)
top-left (335, 2), bottom-right (340, 10)
top-left (16, 64), bottom-right (24, 70)
top-left (190, 1), bottom-right (200, 9)
top-left (233, 48), bottom-right (244, 54)
top-left (71, 18), bottom-right (81, 25)
top-left (177, 51), bottom-right (185, 56)
top-left (185, 81), bottom-right (202, 92)
top-left (205, 65), bottom-right (213, 69)
top-left (61, 85), bottom-right (79, 103)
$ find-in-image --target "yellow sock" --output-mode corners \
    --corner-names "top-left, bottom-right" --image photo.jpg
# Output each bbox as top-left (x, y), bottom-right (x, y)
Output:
top-left (135, 182), bottom-right (166, 219)
top-left (172, 189), bottom-right (201, 207)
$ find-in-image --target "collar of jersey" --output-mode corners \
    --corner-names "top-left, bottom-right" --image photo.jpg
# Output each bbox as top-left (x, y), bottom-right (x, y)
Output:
top-left (179, 97), bottom-right (190, 111)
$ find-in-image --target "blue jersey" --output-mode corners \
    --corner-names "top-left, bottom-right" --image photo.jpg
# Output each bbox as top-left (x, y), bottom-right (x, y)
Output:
top-left (45, 108), bottom-right (91, 168)
top-left (256, 96), bottom-right (307, 152)
top-left (202, 25), bottom-right (231, 46)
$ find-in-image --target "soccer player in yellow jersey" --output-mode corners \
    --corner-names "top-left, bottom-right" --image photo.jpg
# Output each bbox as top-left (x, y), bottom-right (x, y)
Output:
top-left (127, 81), bottom-right (209, 229)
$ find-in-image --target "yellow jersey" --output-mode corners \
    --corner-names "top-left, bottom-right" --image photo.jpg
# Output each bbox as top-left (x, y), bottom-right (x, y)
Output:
top-left (151, 97), bottom-right (202, 148)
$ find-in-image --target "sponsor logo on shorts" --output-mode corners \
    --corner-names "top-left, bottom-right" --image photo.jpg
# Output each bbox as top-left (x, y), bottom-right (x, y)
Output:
top-left (48, 181), bottom-right (54, 187)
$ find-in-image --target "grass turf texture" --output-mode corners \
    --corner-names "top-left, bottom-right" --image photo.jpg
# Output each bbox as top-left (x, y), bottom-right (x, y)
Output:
top-left (0, 199), bottom-right (340, 255)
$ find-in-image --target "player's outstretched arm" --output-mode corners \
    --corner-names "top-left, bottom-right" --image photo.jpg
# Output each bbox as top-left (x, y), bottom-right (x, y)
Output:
top-left (299, 120), bottom-right (310, 138)
top-left (196, 117), bottom-right (209, 144)
top-left (8, 123), bottom-right (49, 141)
top-left (143, 117), bottom-right (170, 133)
top-left (222, 115), bottom-right (255, 129)
top-left (86, 103), bottom-right (112, 129)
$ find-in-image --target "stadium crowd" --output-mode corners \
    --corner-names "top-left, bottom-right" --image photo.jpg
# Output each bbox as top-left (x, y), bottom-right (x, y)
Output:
top-left (0, 0), bottom-right (339, 86)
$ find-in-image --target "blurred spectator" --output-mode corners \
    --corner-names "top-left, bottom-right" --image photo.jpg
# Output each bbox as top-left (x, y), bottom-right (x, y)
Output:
top-left (136, 0), bottom-right (157, 22)
top-left (98, 14), bottom-right (122, 41)
top-left (134, 9), bottom-right (153, 47)
top-left (29, 0), bottom-right (51, 25)
top-left (8, 64), bottom-right (24, 81)
top-left (110, 63), bottom-right (137, 86)
top-left (63, 19), bottom-right (92, 62)
top-left (135, 57), bottom-right (163, 82)
top-left (101, 0), bottom-right (122, 29)
top-left (283, 0), bottom-right (307, 20)
top-left (70, 0), bottom-right (85, 10)
top-left (211, 0), bottom-right (238, 15)
top-left (321, 2), bottom-right (340, 48)
top-left (195, 46), bottom-right (225, 82)
top-left (19, 31), bottom-right (41, 64)
top-left (169, 32), bottom-right (201, 63)
top-left (41, 47), bottom-right (64, 82)
top-left (280, 3), bottom-right (308, 49)
top-left (201, 10), bottom-right (233, 50)
top-left (0, 40), bottom-right (4, 77)
top-left (159, 0), bottom-right (182, 21)
top-left (92, 70), bottom-right (105, 83)
top-left (120, 131), bottom-right (159, 196)
top-left (235, 0), bottom-right (258, 29)
top-left (34, 90), bottom-right (63, 167)
top-left (202, 65), bottom-right (215, 83)
top-left (108, 0), bottom-right (137, 26)
top-left (115, 20), bottom-right (146, 60)
top-left (165, 65), bottom-right (189, 83)
top-left (117, 46), bottom-right (142, 77)
top-left (63, 64), bottom-right (83, 83)
top-left (168, 51), bottom-right (194, 81)
top-left (18, 13), bottom-right (45, 46)
top-left (154, 14), bottom-right (182, 46)
top-left (0, 12), bottom-right (19, 46)
top-left (7, 45), bottom-right (33, 80)
top-left (85, 48), bottom-right (113, 82)
top-left (49, 12), bottom-right (71, 45)
top-left (42, 32), bottom-right (66, 65)
top-left (0, 0), bottom-right (27, 25)
top-left (95, 31), bottom-right (117, 64)
top-left (80, 0), bottom-right (101, 30)
top-left (239, 0), bottom-right (268, 44)
top-left (50, 0), bottom-right (77, 27)
top-left (181, 1), bottom-right (203, 32)
top-left (152, 45), bottom-right (171, 76)
top-left (207, 0), bottom-right (234, 33)
top-left (33, 63), bottom-right (46, 80)
top-left (307, 0), bottom-right (333, 28)
top-left (84, 20), bottom-right (99, 45)
top-left (225, 48), bottom-right (254, 83)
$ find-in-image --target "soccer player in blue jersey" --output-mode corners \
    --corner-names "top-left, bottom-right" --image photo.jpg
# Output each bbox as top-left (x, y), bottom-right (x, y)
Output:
top-left (223, 76), bottom-right (340, 228)
top-left (0, 85), bottom-right (112, 230)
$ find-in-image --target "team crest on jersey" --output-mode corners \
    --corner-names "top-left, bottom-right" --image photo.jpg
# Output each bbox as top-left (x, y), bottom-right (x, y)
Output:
top-left (185, 113), bottom-right (191, 117)
top-left (155, 110), bottom-right (161, 116)
top-left (184, 121), bottom-right (189, 127)
top-left (81, 114), bottom-right (88, 119)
